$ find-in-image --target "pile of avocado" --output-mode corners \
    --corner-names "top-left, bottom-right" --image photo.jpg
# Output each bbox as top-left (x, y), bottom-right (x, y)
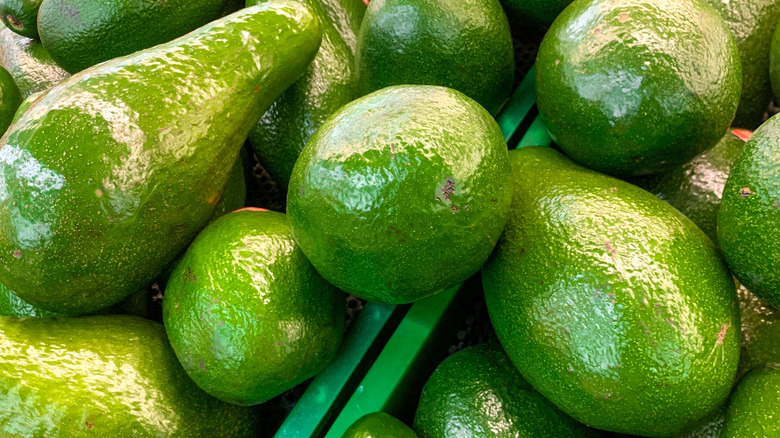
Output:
top-left (0, 0), bottom-right (776, 436)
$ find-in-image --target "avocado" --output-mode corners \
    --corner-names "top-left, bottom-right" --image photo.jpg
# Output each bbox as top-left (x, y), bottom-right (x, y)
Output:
top-left (210, 151), bottom-right (247, 220)
top-left (247, 0), bottom-right (363, 188)
top-left (0, 26), bottom-right (69, 98)
top-left (737, 282), bottom-right (780, 377)
top-left (0, 282), bottom-right (54, 317)
top-left (482, 147), bottom-right (740, 436)
top-left (0, 0), bottom-right (41, 39)
top-left (287, 85), bottom-right (512, 304)
top-left (720, 364), bottom-right (780, 437)
top-left (0, 63), bottom-right (20, 134)
top-left (163, 209), bottom-right (344, 406)
top-left (37, 0), bottom-right (236, 73)
top-left (0, 315), bottom-right (257, 436)
top-left (705, 0), bottom-right (780, 129)
top-left (718, 113), bottom-right (780, 309)
top-left (0, 3), bottom-right (323, 315)
top-left (499, 0), bottom-right (573, 25)
top-left (343, 412), bottom-right (418, 438)
top-left (356, 0), bottom-right (514, 114)
top-left (536, 0), bottom-right (743, 176)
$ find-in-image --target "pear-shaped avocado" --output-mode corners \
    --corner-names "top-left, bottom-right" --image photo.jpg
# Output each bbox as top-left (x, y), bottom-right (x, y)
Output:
top-left (0, 3), bottom-right (323, 315)
top-left (343, 412), bottom-right (418, 438)
top-left (482, 147), bottom-right (740, 436)
top-left (0, 0), bottom-right (42, 39)
top-left (0, 25), bottom-right (70, 98)
top-left (721, 364), bottom-right (780, 437)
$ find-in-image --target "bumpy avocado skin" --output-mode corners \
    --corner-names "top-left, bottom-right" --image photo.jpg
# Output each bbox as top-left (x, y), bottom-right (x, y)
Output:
top-left (0, 3), bottom-right (323, 315)
top-left (414, 344), bottom-right (599, 438)
top-left (356, 0), bottom-right (514, 115)
top-left (721, 364), bottom-right (780, 437)
top-left (0, 315), bottom-right (258, 437)
top-left (482, 148), bottom-right (740, 437)
top-left (247, 0), bottom-right (364, 188)
top-left (343, 412), bottom-right (418, 438)
top-left (536, 0), bottom-right (742, 176)
top-left (0, 0), bottom-right (42, 39)
top-left (499, 0), bottom-right (573, 24)
top-left (718, 113), bottom-right (780, 308)
top-left (737, 283), bottom-right (780, 378)
top-left (163, 210), bottom-right (344, 406)
top-left (287, 85), bottom-right (512, 304)
top-left (0, 25), bottom-right (69, 98)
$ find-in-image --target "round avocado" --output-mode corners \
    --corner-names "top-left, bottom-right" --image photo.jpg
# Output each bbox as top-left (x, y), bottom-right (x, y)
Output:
top-left (0, 25), bottom-right (70, 98)
top-left (483, 147), bottom-right (740, 436)
top-left (343, 412), bottom-right (418, 438)
top-left (738, 283), bottom-right (780, 378)
top-left (718, 113), bottom-right (780, 308)
top-left (0, 0), bottom-right (41, 39)
top-left (499, 0), bottom-right (573, 25)
top-left (356, 0), bottom-right (514, 114)
top-left (287, 85), bottom-right (512, 304)
top-left (721, 364), bottom-right (780, 437)
top-left (0, 64), bottom-right (21, 135)
top-left (163, 209), bottom-right (345, 406)
top-left (414, 344), bottom-right (599, 437)
top-left (536, 0), bottom-right (742, 176)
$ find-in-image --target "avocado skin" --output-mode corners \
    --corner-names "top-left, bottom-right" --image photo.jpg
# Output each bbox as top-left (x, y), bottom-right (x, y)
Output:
top-left (414, 344), bottom-right (600, 437)
top-left (0, 3), bottom-right (323, 315)
top-left (356, 0), bottom-right (514, 115)
top-left (37, 0), bottom-right (229, 73)
top-left (482, 147), bottom-right (740, 437)
top-left (705, 0), bottom-right (780, 129)
top-left (210, 152), bottom-right (247, 220)
top-left (0, 0), bottom-right (41, 39)
top-left (721, 364), bottom-right (780, 437)
top-left (343, 412), bottom-right (418, 438)
top-left (0, 26), bottom-right (69, 98)
top-left (163, 210), bottom-right (344, 406)
top-left (499, 0), bottom-right (573, 24)
top-left (536, 0), bottom-right (742, 176)
top-left (737, 284), bottom-right (780, 378)
top-left (0, 315), bottom-right (257, 437)
top-left (0, 64), bottom-right (20, 134)
top-left (718, 113), bottom-right (780, 308)
top-left (247, 0), bottom-right (363, 188)
top-left (287, 85), bottom-right (512, 304)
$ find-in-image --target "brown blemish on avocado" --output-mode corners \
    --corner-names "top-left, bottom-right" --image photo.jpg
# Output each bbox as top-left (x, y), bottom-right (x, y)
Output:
top-left (604, 241), bottom-right (616, 254)
top-left (618, 13), bottom-right (629, 22)
top-left (84, 421), bottom-right (93, 429)
top-left (12, 250), bottom-right (20, 258)
top-left (740, 187), bottom-right (753, 198)
top-left (451, 205), bottom-right (460, 213)
top-left (716, 324), bottom-right (730, 345)
top-left (593, 28), bottom-right (601, 35)
top-left (441, 178), bottom-right (455, 201)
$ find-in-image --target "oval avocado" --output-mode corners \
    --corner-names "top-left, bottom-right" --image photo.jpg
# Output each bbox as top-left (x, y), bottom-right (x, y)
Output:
top-left (0, 25), bottom-right (69, 98)
top-left (0, 315), bottom-right (258, 436)
top-left (721, 364), bottom-right (780, 437)
top-left (343, 412), bottom-right (418, 438)
top-left (499, 0), bottom-right (573, 24)
top-left (0, 0), bottom-right (41, 39)
top-left (536, 0), bottom-right (742, 176)
top-left (287, 85), bottom-right (512, 304)
top-left (356, 0), bottom-right (514, 114)
top-left (482, 147), bottom-right (740, 436)
top-left (163, 209), bottom-right (344, 406)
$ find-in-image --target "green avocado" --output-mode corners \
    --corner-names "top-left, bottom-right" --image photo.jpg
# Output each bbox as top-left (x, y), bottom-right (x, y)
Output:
top-left (37, 0), bottom-right (232, 73)
top-left (737, 283), bottom-right (780, 377)
top-left (287, 85), bottom-right (512, 304)
top-left (536, 0), bottom-right (742, 176)
top-left (163, 209), bottom-right (344, 406)
top-left (0, 315), bottom-right (257, 436)
top-left (0, 26), bottom-right (69, 98)
top-left (414, 344), bottom-right (599, 437)
top-left (343, 412), bottom-right (418, 438)
top-left (0, 63), bottom-right (20, 134)
top-left (210, 151), bottom-right (247, 220)
top-left (0, 3), bottom-right (322, 315)
top-left (247, 0), bottom-right (363, 188)
top-left (721, 364), bottom-right (780, 437)
top-left (705, 0), bottom-right (780, 129)
top-left (482, 147), bottom-right (740, 437)
top-left (499, 0), bottom-right (573, 24)
top-left (0, 0), bottom-right (41, 39)
top-left (718, 113), bottom-right (780, 308)
top-left (356, 0), bottom-right (514, 114)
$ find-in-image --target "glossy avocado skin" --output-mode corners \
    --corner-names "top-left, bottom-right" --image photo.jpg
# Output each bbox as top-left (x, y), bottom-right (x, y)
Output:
top-left (247, 0), bottom-right (363, 188)
top-left (0, 0), bottom-right (41, 39)
top-left (718, 113), bottom-right (780, 308)
top-left (482, 147), bottom-right (740, 437)
top-left (37, 0), bottom-right (229, 73)
top-left (0, 283), bottom-right (157, 318)
top-left (536, 0), bottom-right (742, 176)
top-left (414, 344), bottom-right (599, 437)
top-left (500, 0), bottom-right (573, 24)
top-left (737, 284), bottom-right (780, 377)
top-left (356, 0), bottom-right (514, 115)
top-left (721, 364), bottom-right (780, 437)
top-left (163, 210), bottom-right (344, 406)
top-left (0, 64), bottom-right (20, 134)
top-left (287, 85), bottom-right (512, 304)
top-left (210, 153), bottom-right (247, 220)
top-left (0, 26), bottom-right (70, 98)
top-left (343, 412), bottom-right (418, 438)
top-left (0, 315), bottom-right (257, 436)
top-left (0, 283), bottom-right (54, 317)
top-left (0, 4), bottom-right (322, 315)
top-left (705, 0), bottom-right (780, 129)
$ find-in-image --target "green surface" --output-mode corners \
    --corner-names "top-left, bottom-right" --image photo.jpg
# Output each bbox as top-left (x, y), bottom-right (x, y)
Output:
top-left (164, 210), bottom-right (344, 406)
top-left (356, 0), bottom-right (514, 115)
top-left (210, 152), bottom-right (247, 220)
top-left (0, 25), bottom-right (69, 98)
top-left (0, 0), bottom-right (41, 39)
top-left (414, 344), bottom-right (599, 437)
top-left (0, 315), bottom-right (258, 437)
top-left (738, 283), bottom-right (780, 378)
top-left (718, 112), bottom-right (780, 308)
top-left (37, 0), bottom-right (229, 73)
top-left (500, 0), bottom-right (573, 24)
top-left (287, 85), bottom-right (512, 304)
top-left (482, 147), bottom-right (740, 436)
top-left (0, 283), bottom-right (156, 318)
top-left (0, 3), bottom-right (322, 315)
top-left (721, 364), bottom-right (780, 437)
top-left (536, 0), bottom-right (742, 176)
top-left (0, 63), bottom-right (20, 135)
top-left (343, 412), bottom-right (418, 438)
top-left (247, 0), bottom-right (363, 188)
